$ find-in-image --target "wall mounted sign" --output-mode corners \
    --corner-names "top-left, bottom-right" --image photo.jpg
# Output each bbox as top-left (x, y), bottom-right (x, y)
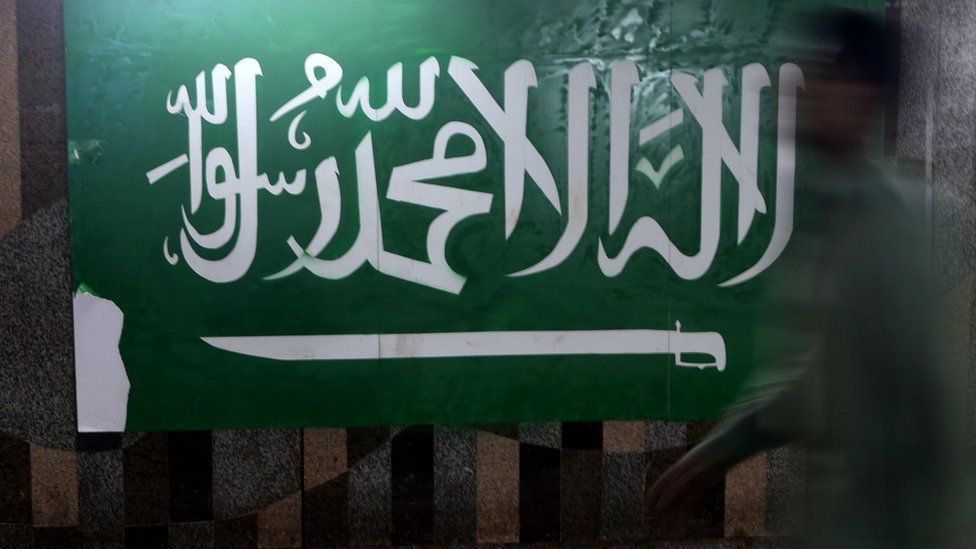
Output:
top-left (65, 0), bottom-right (882, 431)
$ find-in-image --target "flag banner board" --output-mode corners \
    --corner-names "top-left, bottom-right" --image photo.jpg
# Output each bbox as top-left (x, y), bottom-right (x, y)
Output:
top-left (65, 0), bottom-right (882, 431)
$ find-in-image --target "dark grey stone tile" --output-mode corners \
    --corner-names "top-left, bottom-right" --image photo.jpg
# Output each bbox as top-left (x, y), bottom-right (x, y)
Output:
top-left (647, 421), bottom-right (686, 451)
top-left (764, 443), bottom-right (804, 536)
top-left (169, 431), bottom-right (213, 523)
top-left (433, 425), bottom-right (476, 544)
top-left (602, 452), bottom-right (645, 542)
top-left (78, 449), bottom-right (124, 547)
top-left (212, 429), bottom-right (301, 520)
top-left (168, 522), bottom-right (214, 549)
top-left (122, 433), bottom-right (168, 526)
top-left (123, 525), bottom-right (166, 549)
top-left (348, 434), bottom-right (391, 546)
top-left (896, 1), bottom-right (939, 160)
top-left (560, 449), bottom-right (602, 543)
top-left (214, 514), bottom-right (257, 549)
top-left (0, 199), bottom-right (74, 449)
top-left (15, 0), bottom-right (67, 217)
top-left (0, 432), bottom-right (31, 523)
top-left (519, 422), bottom-right (561, 448)
top-left (0, 523), bottom-right (33, 548)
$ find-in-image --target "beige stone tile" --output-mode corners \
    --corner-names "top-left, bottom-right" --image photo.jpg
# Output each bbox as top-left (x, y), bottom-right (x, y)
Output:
top-left (303, 428), bottom-right (347, 489)
top-left (476, 431), bottom-right (519, 543)
top-left (30, 445), bottom-right (78, 527)
top-left (603, 420), bottom-right (646, 453)
top-left (256, 492), bottom-right (301, 548)
top-left (724, 451), bottom-right (767, 538)
top-left (0, 0), bottom-right (22, 239)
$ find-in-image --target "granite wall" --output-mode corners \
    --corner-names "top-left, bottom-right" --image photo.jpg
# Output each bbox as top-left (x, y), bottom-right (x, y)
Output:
top-left (0, 0), bottom-right (969, 547)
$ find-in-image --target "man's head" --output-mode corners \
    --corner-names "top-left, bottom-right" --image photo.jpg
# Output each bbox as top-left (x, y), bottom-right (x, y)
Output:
top-left (805, 10), bottom-right (896, 157)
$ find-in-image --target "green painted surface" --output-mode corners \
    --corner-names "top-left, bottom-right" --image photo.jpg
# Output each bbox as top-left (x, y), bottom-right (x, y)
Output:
top-left (65, 0), bottom-right (883, 431)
